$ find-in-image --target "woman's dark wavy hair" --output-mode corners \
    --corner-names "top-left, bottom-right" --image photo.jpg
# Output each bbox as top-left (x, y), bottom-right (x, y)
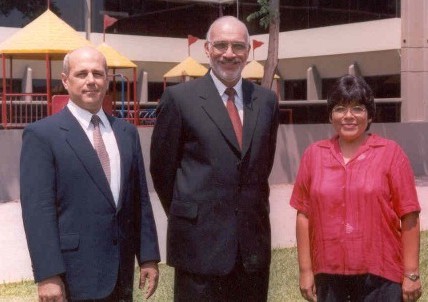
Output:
top-left (327, 74), bottom-right (376, 130)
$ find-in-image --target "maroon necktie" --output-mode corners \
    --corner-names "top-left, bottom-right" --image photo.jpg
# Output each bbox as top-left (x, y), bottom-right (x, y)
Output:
top-left (225, 87), bottom-right (243, 149)
top-left (91, 115), bottom-right (111, 184)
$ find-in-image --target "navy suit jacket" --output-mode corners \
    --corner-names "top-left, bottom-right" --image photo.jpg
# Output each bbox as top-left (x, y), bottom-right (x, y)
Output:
top-left (20, 107), bottom-right (160, 300)
top-left (150, 74), bottom-right (279, 275)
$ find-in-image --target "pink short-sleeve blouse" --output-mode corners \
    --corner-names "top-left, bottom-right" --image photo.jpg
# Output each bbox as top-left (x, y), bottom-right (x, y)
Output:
top-left (290, 134), bottom-right (421, 283)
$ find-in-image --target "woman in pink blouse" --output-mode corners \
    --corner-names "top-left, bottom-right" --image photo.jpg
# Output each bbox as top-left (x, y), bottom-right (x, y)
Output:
top-left (290, 75), bottom-right (422, 302)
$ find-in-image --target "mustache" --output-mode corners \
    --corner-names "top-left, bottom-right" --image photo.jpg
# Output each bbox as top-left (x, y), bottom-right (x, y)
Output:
top-left (220, 58), bottom-right (241, 64)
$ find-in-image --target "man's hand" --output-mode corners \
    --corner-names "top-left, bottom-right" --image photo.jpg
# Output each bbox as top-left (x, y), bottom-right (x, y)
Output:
top-left (37, 275), bottom-right (66, 302)
top-left (139, 261), bottom-right (159, 299)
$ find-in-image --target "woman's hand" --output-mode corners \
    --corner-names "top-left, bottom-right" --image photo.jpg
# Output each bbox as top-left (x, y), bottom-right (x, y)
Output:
top-left (402, 278), bottom-right (422, 302)
top-left (299, 270), bottom-right (317, 301)
top-left (296, 211), bottom-right (317, 301)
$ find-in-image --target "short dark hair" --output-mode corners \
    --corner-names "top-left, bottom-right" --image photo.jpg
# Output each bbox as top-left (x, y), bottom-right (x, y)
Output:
top-left (327, 75), bottom-right (376, 130)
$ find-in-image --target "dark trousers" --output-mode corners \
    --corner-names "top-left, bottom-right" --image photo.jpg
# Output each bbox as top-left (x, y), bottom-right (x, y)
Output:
top-left (69, 281), bottom-right (133, 302)
top-left (174, 260), bottom-right (270, 302)
top-left (68, 281), bottom-right (133, 302)
top-left (315, 273), bottom-right (402, 302)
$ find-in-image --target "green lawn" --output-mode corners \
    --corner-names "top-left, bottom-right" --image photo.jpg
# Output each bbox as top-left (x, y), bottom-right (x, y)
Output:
top-left (1, 231), bottom-right (427, 301)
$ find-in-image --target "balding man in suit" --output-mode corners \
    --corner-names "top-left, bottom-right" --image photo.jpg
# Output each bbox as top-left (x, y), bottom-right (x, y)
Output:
top-left (21, 46), bottom-right (160, 301)
top-left (150, 16), bottom-right (279, 302)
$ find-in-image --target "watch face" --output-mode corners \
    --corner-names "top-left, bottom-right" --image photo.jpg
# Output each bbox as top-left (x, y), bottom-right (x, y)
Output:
top-left (407, 274), bottom-right (420, 281)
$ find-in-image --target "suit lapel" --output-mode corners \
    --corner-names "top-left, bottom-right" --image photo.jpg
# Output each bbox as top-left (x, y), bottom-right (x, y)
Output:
top-left (60, 107), bottom-right (116, 208)
top-left (241, 80), bottom-right (260, 157)
top-left (109, 116), bottom-right (131, 212)
top-left (200, 75), bottom-right (242, 152)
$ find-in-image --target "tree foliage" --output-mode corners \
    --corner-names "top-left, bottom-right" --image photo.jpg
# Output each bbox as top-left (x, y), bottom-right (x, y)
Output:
top-left (247, 0), bottom-right (271, 29)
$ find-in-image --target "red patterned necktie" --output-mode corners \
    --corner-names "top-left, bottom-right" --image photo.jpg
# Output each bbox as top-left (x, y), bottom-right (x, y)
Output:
top-left (225, 87), bottom-right (243, 149)
top-left (91, 115), bottom-right (111, 184)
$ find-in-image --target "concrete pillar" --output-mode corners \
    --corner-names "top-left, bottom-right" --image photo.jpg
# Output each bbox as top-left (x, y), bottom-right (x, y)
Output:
top-left (348, 62), bottom-right (362, 77)
top-left (22, 66), bottom-right (32, 102)
top-left (137, 70), bottom-right (148, 103)
top-left (307, 65), bottom-right (322, 100)
top-left (271, 78), bottom-right (280, 100)
top-left (84, 0), bottom-right (91, 40)
top-left (277, 79), bottom-right (285, 100)
top-left (401, 0), bottom-right (428, 121)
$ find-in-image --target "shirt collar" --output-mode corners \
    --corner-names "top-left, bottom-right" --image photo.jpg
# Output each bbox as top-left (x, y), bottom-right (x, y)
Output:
top-left (209, 69), bottom-right (243, 100)
top-left (67, 100), bottom-right (109, 130)
top-left (317, 133), bottom-right (386, 149)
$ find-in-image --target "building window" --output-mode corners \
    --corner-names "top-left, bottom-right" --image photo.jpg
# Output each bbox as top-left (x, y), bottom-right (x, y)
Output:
top-left (0, 0), bottom-right (400, 37)
top-left (99, 0), bottom-right (400, 37)
top-left (322, 75), bottom-right (400, 99)
top-left (283, 80), bottom-right (307, 101)
top-left (0, 1), bottom-right (85, 31)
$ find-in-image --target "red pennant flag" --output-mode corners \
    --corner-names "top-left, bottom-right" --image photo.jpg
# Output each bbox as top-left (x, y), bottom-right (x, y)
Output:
top-left (104, 15), bottom-right (118, 30)
top-left (188, 35), bottom-right (199, 46)
top-left (252, 39), bottom-right (264, 50)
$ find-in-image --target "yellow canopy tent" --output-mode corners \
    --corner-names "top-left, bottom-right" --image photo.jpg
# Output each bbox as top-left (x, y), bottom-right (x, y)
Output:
top-left (242, 60), bottom-right (280, 80)
top-left (0, 9), bottom-right (93, 126)
top-left (163, 56), bottom-right (208, 89)
top-left (0, 9), bottom-right (92, 59)
top-left (96, 42), bottom-right (136, 69)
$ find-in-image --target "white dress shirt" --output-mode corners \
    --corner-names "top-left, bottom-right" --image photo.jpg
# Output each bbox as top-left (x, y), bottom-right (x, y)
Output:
top-left (210, 70), bottom-right (244, 124)
top-left (67, 101), bottom-right (121, 205)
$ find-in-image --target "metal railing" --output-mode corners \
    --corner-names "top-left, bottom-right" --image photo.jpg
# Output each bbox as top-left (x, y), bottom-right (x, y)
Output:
top-left (0, 96), bottom-right (402, 129)
top-left (112, 104), bottom-right (157, 127)
top-left (1, 93), bottom-right (48, 128)
top-left (0, 93), bottom-right (157, 129)
top-left (139, 108), bottom-right (157, 126)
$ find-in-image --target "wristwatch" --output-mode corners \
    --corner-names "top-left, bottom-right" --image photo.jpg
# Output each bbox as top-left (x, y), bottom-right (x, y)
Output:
top-left (404, 273), bottom-right (420, 281)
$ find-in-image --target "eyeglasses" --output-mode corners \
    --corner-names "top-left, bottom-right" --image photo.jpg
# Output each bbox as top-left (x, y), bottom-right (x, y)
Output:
top-left (209, 41), bottom-right (249, 54)
top-left (332, 105), bottom-right (367, 116)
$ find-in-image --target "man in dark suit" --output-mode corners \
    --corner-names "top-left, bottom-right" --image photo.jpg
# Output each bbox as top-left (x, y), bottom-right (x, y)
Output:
top-left (20, 47), bottom-right (160, 302)
top-left (150, 16), bottom-right (279, 301)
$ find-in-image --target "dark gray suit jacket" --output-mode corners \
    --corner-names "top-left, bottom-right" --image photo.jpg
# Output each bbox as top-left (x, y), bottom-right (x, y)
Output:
top-left (150, 73), bottom-right (279, 275)
top-left (20, 107), bottom-right (160, 300)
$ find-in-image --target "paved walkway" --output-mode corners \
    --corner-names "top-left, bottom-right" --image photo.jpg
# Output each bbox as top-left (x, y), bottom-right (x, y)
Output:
top-left (1, 183), bottom-right (427, 283)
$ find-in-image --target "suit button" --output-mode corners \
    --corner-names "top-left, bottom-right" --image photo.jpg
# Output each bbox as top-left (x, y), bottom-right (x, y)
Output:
top-left (113, 239), bottom-right (118, 245)
top-left (234, 208), bottom-right (238, 215)
top-left (236, 161), bottom-right (241, 170)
